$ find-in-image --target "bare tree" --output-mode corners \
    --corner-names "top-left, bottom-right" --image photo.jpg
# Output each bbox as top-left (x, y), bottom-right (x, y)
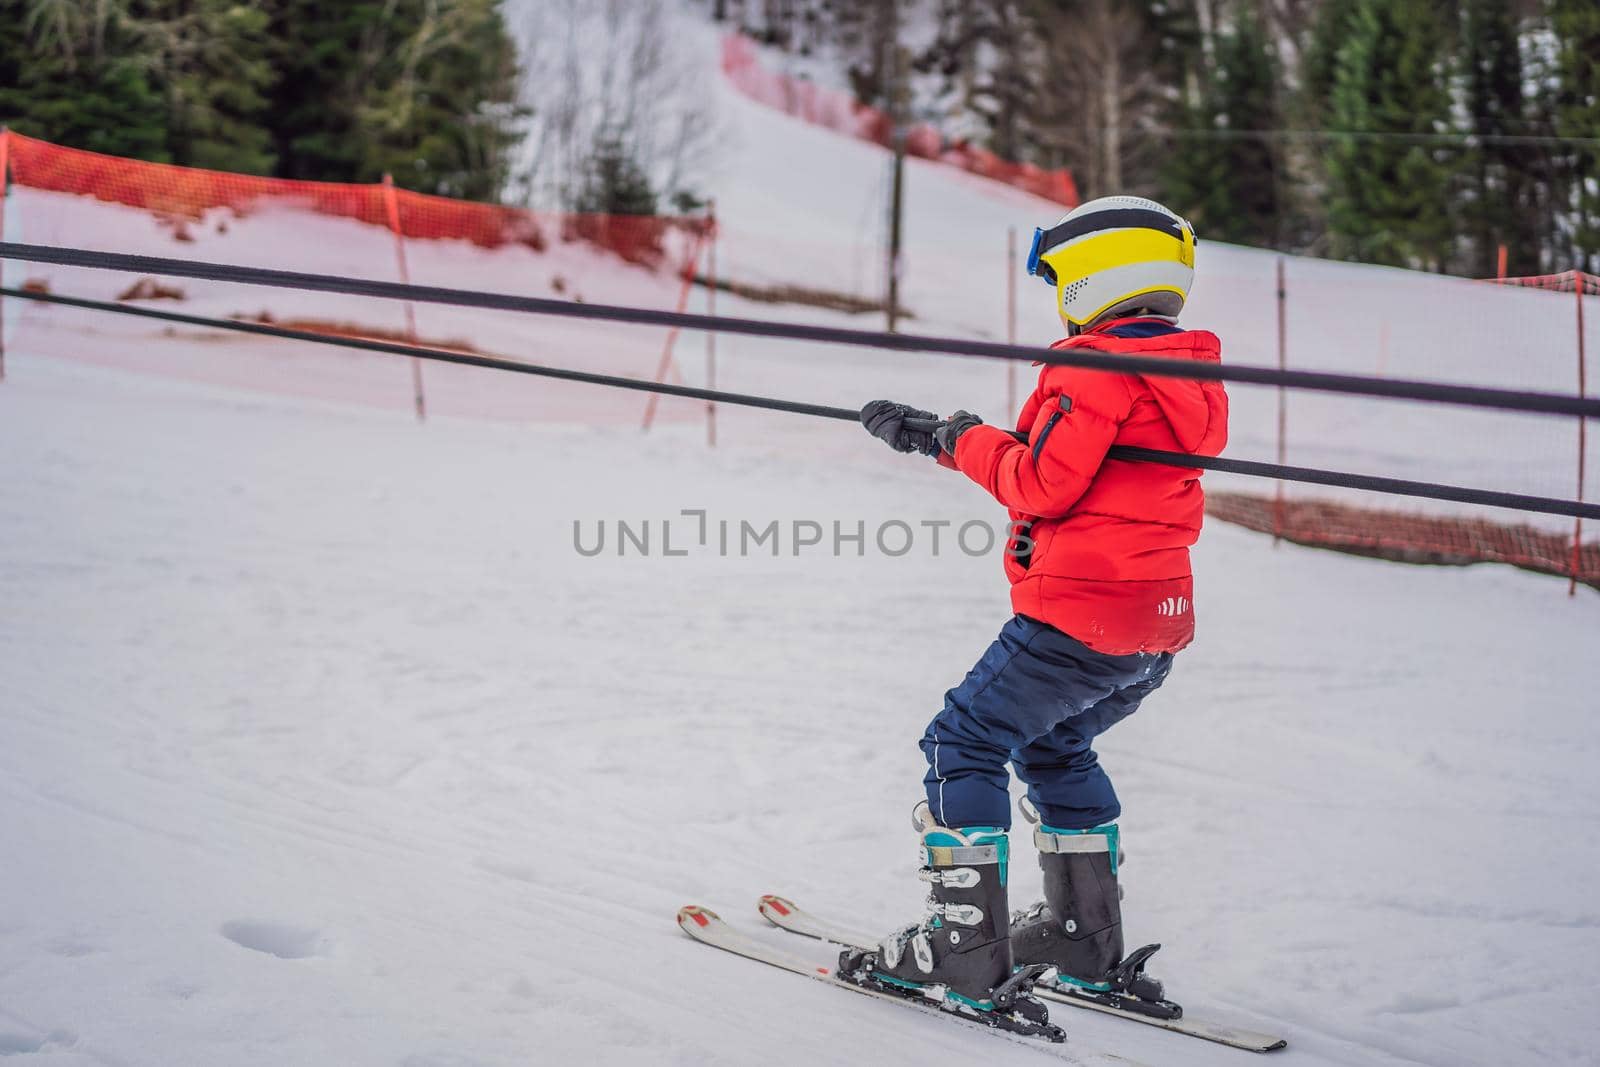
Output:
top-left (1033, 0), bottom-right (1164, 198)
top-left (515, 0), bottom-right (718, 212)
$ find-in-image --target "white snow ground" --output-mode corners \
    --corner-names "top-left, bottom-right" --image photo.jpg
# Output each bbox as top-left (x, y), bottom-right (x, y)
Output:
top-left (1, 352), bottom-right (1597, 1067)
top-left (2, 9), bottom-right (1599, 1066)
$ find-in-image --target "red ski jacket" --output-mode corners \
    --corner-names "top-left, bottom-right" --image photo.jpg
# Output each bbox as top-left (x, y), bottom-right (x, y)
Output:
top-left (947, 320), bottom-right (1228, 654)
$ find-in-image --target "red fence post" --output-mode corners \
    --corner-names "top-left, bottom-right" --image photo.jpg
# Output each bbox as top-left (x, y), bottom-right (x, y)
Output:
top-left (0, 126), bottom-right (10, 383)
top-left (1274, 256), bottom-right (1288, 544)
top-left (1497, 244), bottom-right (1508, 281)
top-left (1574, 270), bottom-right (1589, 597)
top-left (641, 227), bottom-right (709, 431)
top-left (1006, 226), bottom-right (1017, 416)
top-left (382, 173), bottom-right (426, 421)
top-left (705, 202), bottom-right (718, 448)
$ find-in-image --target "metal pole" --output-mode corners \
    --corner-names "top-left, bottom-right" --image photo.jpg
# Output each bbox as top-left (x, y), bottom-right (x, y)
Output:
top-left (1006, 226), bottom-right (1017, 415)
top-left (382, 173), bottom-right (426, 421)
top-left (706, 201), bottom-right (718, 448)
top-left (885, 11), bottom-right (905, 334)
top-left (0, 126), bottom-right (9, 383)
top-left (886, 125), bottom-right (905, 331)
top-left (641, 228), bottom-right (709, 431)
top-left (1574, 270), bottom-right (1589, 596)
top-left (1274, 256), bottom-right (1288, 544)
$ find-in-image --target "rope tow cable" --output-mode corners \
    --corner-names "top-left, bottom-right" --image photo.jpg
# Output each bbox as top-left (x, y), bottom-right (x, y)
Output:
top-left (3, 240), bottom-right (1599, 419)
top-left (6, 284), bottom-right (1597, 522)
top-left (0, 286), bottom-right (870, 420)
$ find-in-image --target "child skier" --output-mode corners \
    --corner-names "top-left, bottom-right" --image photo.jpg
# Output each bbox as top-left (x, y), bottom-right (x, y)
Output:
top-left (856, 195), bottom-right (1228, 1024)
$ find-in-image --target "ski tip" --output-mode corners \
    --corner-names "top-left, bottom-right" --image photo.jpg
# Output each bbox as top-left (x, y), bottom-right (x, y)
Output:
top-left (757, 894), bottom-right (796, 920)
top-left (677, 905), bottom-right (718, 930)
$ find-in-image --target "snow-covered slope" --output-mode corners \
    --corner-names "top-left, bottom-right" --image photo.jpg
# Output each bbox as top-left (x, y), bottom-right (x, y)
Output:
top-left (7, 9), bottom-right (1595, 515)
top-left (1, 7), bottom-right (1598, 1067)
top-left (2, 352), bottom-right (1597, 1067)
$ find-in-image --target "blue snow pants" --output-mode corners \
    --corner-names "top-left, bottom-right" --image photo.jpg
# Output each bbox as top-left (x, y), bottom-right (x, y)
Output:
top-left (921, 615), bottom-right (1173, 831)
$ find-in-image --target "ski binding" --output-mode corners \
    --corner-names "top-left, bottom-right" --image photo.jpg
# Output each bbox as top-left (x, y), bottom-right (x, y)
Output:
top-left (758, 894), bottom-right (1287, 1053)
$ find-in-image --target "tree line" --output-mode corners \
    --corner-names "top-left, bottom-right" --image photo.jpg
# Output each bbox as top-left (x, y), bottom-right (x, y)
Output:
top-left (0, 0), bottom-right (716, 219)
top-left (723, 0), bottom-right (1600, 277)
top-left (0, 0), bottom-right (525, 202)
top-left (6, 0), bottom-right (1597, 273)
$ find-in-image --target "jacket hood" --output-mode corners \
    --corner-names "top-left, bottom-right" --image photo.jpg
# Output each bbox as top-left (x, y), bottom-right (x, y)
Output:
top-left (1054, 326), bottom-right (1228, 457)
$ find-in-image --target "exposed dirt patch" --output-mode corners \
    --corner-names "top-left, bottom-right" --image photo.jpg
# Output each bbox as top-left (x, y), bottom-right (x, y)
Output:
top-left (231, 312), bottom-right (481, 354)
top-left (117, 277), bottom-right (187, 302)
top-left (695, 273), bottom-right (909, 318)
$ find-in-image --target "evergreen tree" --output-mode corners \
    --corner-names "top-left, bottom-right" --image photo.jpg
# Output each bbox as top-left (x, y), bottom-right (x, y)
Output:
top-left (575, 132), bottom-right (659, 216)
top-left (135, 0), bottom-right (277, 174)
top-left (1285, 0), bottom-right (1362, 252)
top-left (1299, 0), bottom-right (1361, 128)
top-left (0, 0), bottom-right (275, 173)
top-left (1460, 0), bottom-right (1540, 276)
top-left (261, 1), bottom-right (373, 181)
top-left (1163, 9), bottom-right (1281, 247)
top-left (357, 0), bottom-right (524, 200)
top-left (265, 0), bottom-right (524, 200)
top-left (0, 0), bottom-right (169, 161)
top-left (1325, 0), bottom-right (1455, 269)
top-left (1550, 0), bottom-right (1600, 272)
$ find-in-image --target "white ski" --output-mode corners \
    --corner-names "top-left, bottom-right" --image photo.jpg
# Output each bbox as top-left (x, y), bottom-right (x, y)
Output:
top-left (756, 895), bottom-right (1287, 1054)
top-left (676, 905), bottom-right (1149, 1065)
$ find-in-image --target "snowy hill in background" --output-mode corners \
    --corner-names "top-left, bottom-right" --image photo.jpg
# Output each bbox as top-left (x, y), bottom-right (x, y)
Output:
top-left (3, 334), bottom-right (1597, 1067)
top-left (1, 5), bottom-right (1598, 1066)
top-left (676, 15), bottom-right (1595, 523)
top-left (7, 3), bottom-right (1593, 519)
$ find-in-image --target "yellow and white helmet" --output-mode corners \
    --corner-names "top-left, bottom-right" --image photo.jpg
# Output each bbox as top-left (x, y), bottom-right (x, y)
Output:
top-left (1026, 195), bottom-right (1197, 330)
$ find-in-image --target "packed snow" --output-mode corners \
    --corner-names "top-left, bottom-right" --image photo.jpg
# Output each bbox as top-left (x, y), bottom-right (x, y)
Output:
top-left (2, 7), bottom-right (1598, 1067)
top-left (3, 347), bottom-right (1598, 1067)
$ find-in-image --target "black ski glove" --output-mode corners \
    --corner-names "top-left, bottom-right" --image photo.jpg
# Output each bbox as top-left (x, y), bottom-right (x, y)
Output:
top-left (860, 400), bottom-right (941, 456)
top-left (936, 410), bottom-right (983, 456)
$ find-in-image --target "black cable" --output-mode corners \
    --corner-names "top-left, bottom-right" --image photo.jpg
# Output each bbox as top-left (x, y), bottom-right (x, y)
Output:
top-left (8, 284), bottom-right (1597, 521)
top-left (1111, 447), bottom-right (1597, 518)
top-left (900, 419), bottom-right (1599, 519)
top-left (0, 286), bottom-right (856, 420)
top-left (4, 241), bottom-right (1598, 420)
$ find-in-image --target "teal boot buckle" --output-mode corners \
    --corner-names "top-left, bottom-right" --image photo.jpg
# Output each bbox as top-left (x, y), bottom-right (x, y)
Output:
top-left (871, 971), bottom-right (998, 1012)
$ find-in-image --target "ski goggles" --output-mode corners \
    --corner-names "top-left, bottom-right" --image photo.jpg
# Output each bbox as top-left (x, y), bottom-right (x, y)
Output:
top-left (1026, 208), bottom-right (1195, 287)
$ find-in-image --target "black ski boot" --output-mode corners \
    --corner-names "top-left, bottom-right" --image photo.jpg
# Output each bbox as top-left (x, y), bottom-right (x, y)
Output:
top-left (836, 802), bottom-right (1062, 1040)
top-left (1010, 799), bottom-right (1181, 1020)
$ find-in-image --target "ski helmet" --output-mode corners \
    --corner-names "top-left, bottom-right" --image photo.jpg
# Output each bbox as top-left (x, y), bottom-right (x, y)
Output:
top-left (1026, 195), bottom-right (1197, 330)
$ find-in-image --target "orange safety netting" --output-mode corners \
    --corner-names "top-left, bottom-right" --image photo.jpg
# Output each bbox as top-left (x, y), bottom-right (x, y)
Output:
top-left (1207, 491), bottom-right (1598, 590)
top-left (0, 128), bottom-right (715, 425)
top-left (3, 131), bottom-right (708, 267)
top-left (1483, 269), bottom-right (1600, 297)
top-left (1196, 258), bottom-right (1593, 593)
top-left (2, 130), bottom-right (1593, 592)
top-left (721, 34), bottom-right (1079, 209)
